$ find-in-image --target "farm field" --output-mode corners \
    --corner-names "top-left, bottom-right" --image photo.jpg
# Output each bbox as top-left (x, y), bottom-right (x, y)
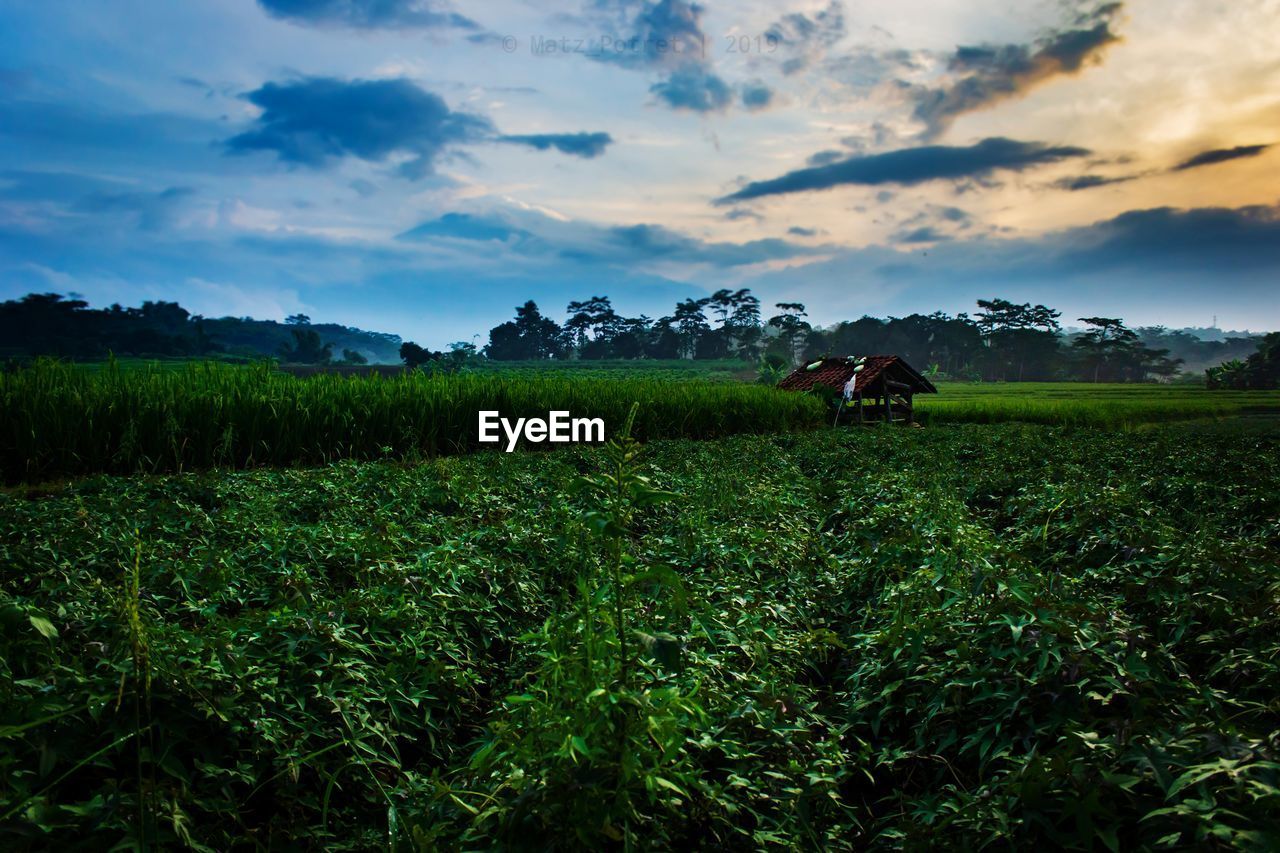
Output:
top-left (5, 359), bottom-right (1280, 483)
top-left (2, 421), bottom-right (1279, 849)
top-left (918, 381), bottom-right (1280, 428)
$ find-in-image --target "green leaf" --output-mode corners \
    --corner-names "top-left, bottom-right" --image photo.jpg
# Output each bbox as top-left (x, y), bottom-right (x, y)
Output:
top-left (28, 614), bottom-right (58, 640)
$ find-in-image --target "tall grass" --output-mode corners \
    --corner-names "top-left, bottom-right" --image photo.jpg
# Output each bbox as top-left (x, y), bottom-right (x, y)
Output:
top-left (0, 359), bottom-right (826, 482)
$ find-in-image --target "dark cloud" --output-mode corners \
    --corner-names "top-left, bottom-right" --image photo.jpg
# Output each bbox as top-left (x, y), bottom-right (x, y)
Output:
top-left (749, 202), bottom-right (1280, 331)
top-left (226, 78), bottom-right (492, 178)
top-left (1051, 173), bottom-right (1136, 191)
top-left (606, 223), bottom-right (815, 266)
top-left (498, 132), bottom-right (613, 158)
top-left (935, 205), bottom-right (970, 223)
top-left (74, 186), bottom-right (194, 231)
top-left (1064, 204), bottom-right (1280, 272)
top-left (650, 67), bottom-right (732, 113)
top-left (397, 212), bottom-right (527, 242)
top-left (892, 204), bottom-right (972, 243)
top-left (806, 150), bottom-right (844, 167)
top-left (586, 1), bottom-right (748, 114)
top-left (787, 226), bottom-right (817, 237)
top-left (255, 0), bottom-right (476, 30)
top-left (1173, 144), bottom-right (1271, 171)
top-left (587, 0), bottom-right (707, 71)
top-left (764, 1), bottom-right (846, 75)
top-left (895, 226), bottom-right (948, 244)
top-left (740, 82), bottom-right (774, 112)
top-left (718, 137), bottom-right (1089, 203)
top-left (396, 206), bottom-right (818, 269)
top-left (0, 170), bottom-right (196, 233)
top-left (723, 207), bottom-right (763, 222)
top-left (909, 3), bottom-right (1122, 138)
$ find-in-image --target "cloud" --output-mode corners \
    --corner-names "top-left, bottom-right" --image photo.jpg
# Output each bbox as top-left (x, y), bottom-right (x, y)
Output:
top-left (1173, 144), bottom-right (1271, 171)
top-left (255, 0), bottom-right (476, 30)
top-left (787, 226), bottom-right (817, 237)
top-left (0, 171), bottom-right (196, 233)
top-left (908, 3), bottom-right (1123, 138)
top-left (226, 77), bottom-right (493, 178)
top-left (605, 223), bottom-right (817, 266)
top-left (650, 66), bottom-right (732, 113)
top-left (1051, 173), bottom-right (1136, 191)
top-left (587, 0), bottom-right (707, 72)
top-left (891, 204), bottom-right (973, 243)
top-left (226, 78), bottom-right (614, 177)
top-left (74, 186), bottom-right (195, 231)
top-left (498, 132), bottom-right (613, 158)
top-left (723, 207), bottom-right (763, 222)
top-left (1064, 204), bottom-right (1280, 271)
top-left (719, 137), bottom-right (1089, 203)
top-left (749, 202), bottom-right (1280, 330)
top-left (764, 0), bottom-right (846, 75)
top-left (806, 150), bottom-right (845, 167)
top-left (397, 212), bottom-right (529, 242)
top-left (895, 226), bottom-right (947, 244)
top-left (585, 1), bottom-right (748, 114)
top-left (740, 81), bottom-right (775, 112)
top-left (399, 205), bottom-right (820, 268)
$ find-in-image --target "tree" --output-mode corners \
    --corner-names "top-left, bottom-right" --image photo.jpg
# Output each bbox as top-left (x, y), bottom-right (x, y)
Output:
top-left (721, 288), bottom-right (763, 360)
top-left (672, 298), bottom-right (710, 359)
top-left (285, 314), bottom-right (311, 326)
top-left (975, 298), bottom-right (1062, 381)
top-left (340, 348), bottom-right (368, 365)
top-left (1072, 317), bottom-right (1137, 382)
top-left (1208, 332), bottom-right (1280, 389)
top-left (484, 302), bottom-right (565, 360)
top-left (766, 303), bottom-right (810, 366)
top-left (279, 328), bottom-right (332, 364)
top-left (645, 316), bottom-right (681, 359)
top-left (563, 296), bottom-right (623, 357)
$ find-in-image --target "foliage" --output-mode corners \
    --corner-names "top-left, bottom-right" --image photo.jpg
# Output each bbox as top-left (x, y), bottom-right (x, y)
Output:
top-left (1207, 332), bottom-right (1280, 390)
top-left (279, 328), bottom-right (334, 365)
top-left (0, 293), bottom-right (402, 363)
top-left (1073, 317), bottom-right (1182, 383)
top-left (2, 423), bottom-right (1278, 848)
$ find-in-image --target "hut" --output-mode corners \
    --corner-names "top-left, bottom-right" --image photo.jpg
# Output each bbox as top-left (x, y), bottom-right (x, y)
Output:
top-left (777, 355), bottom-right (937, 424)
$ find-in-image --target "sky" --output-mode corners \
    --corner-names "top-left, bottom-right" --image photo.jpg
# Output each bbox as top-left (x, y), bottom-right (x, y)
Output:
top-left (0, 0), bottom-right (1277, 346)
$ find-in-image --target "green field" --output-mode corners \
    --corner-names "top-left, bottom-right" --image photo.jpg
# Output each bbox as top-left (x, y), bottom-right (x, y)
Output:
top-left (0, 360), bottom-right (824, 483)
top-left (3, 422), bottom-right (1278, 848)
top-left (5, 360), bottom-right (1280, 483)
top-left (919, 381), bottom-right (1280, 428)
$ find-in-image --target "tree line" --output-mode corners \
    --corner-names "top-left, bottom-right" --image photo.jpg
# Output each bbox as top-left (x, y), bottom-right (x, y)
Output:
top-left (465, 291), bottom-right (1267, 383)
top-left (0, 293), bottom-right (403, 364)
top-left (3, 289), bottom-right (1272, 385)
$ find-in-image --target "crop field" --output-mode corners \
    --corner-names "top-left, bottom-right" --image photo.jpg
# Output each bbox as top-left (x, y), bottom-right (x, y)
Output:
top-left (0, 360), bottom-right (825, 483)
top-left (918, 381), bottom-right (1280, 428)
top-left (6, 360), bottom-right (1280, 484)
top-left (2, 420), bottom-right (1279, 849)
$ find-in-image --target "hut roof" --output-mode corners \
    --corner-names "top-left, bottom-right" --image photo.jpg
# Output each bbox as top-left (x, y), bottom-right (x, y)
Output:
top-left (776, 355), bottom-right (938, 395)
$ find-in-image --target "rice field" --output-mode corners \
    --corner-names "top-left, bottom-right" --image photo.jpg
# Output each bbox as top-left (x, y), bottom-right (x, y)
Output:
top-left (0, 359), bottom-right (825, 483)
top-left (917, 380), bottom-right (1280, 428)
top-left (5, 360), bottom-right (1280, 483)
